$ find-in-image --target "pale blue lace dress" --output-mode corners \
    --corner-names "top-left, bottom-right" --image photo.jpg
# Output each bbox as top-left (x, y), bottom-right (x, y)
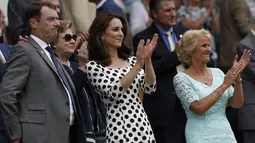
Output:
top-left (173, 68), bottom-right (237, 143)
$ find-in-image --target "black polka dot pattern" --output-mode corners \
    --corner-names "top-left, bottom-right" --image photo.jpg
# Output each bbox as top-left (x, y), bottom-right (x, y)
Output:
top-left (85, 56), bottom-right (156, 142)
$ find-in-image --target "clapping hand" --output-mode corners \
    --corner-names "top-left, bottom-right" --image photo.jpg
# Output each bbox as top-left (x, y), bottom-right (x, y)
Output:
top-left (224, 49), bottom-right (251, 86)
top-left (18, 35), bottom-right (29, 44)
top-left (77, 41), bottom-right (89, 66)
top-left (75, 31), bottom-right (89, 50)
top-left (135, 34), bottom-right (158, 68)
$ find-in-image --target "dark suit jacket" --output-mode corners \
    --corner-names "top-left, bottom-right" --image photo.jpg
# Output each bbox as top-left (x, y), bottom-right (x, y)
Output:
top-left (96, 0), bottom-right (124, 17)
top-left (64, 62), bottom-right (107, 133)
top-left (133, 23), bottom-right (187, 139)
top-left (237, 31), bottom-right (255, 130)
top-left (0, 38), bottom-right (86, 143)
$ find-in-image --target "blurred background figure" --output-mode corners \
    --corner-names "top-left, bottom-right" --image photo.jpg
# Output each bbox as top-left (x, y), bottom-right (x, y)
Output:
top-left (0, 9), bottom-right (7, 43)
top-left (61, 0), bottom-right (96, 33)
top-left (88, 0), bottom-right (124, 17)
top-left (176, 0), bottom-right (218, 67)
top-left (120, 0), bottom-right (150, 37)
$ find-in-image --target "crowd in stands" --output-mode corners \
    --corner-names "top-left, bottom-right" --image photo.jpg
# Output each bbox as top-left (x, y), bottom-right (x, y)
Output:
top-left (0, 0), bottom-right (254, 143)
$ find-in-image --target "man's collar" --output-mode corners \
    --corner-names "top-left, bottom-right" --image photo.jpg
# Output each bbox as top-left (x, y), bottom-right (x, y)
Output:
top-left (97, 0), bottom-right (107, 9)
top-left (251, 29), bottom-right (255, 36)
top-left (30, 35), bottom-right (49, 49)
top-left (154, 23), bottom-right (173, 36)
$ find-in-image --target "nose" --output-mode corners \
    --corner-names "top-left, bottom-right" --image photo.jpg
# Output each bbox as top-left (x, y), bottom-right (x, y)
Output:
top-left (54, 19), bottom-right (60, 27)
top-left (70, 38), bottom-right (75, 44)
top-left (119, 29), bottom-right (124, 37)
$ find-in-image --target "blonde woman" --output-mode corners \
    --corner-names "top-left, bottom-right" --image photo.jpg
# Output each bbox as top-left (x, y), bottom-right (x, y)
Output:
top-left (173, 29), bottom-right (251, 143)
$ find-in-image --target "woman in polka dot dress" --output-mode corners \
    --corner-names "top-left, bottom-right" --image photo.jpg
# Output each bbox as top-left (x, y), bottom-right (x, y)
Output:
top-left (85, 13), bottom-right (158, 143)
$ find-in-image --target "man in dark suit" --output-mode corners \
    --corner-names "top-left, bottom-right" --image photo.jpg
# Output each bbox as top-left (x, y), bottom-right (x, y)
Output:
top-left (0, 44), bottom-right (11, 143)
top-left (7, 0), bottom-right (61, 45)
top-left (133, 0), bottom-right (187, 142)
top-left (0, 2), bottom-right (86, 143)
top-left (88, 0), bottom-right (124, 17)
top-left (237, 23), bottom-right (255, 143)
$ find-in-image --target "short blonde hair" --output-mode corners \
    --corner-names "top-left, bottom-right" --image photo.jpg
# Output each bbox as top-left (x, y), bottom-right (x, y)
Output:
top-left (178, 29), bottom-right (211, 66)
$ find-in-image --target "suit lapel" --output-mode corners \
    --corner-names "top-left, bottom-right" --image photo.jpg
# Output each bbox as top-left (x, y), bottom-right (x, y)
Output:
top-left (248, 32), bottom-right (255, 48)
top-left (60, 63), bottom-right (77, 97)
top-left (27, 38), bottom-right (59, 76)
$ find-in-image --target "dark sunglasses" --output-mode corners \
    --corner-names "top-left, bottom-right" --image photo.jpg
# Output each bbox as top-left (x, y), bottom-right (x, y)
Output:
top-left (60, 34), bottom-right (77, 42)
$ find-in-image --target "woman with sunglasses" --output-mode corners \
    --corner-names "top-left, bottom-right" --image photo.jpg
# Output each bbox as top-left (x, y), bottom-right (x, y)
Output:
top-left (54, 20), bottom-right (96, 143)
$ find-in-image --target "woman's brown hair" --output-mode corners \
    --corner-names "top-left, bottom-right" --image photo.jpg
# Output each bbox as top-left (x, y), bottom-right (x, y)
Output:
top-left (88, 13), bottom-right (131, 66)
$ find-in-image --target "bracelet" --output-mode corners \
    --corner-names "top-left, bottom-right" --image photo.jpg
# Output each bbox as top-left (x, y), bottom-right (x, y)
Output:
top-left (214, 90), bottom-right (223, 96)
top-left (212, 92), bottom-right (218, 100)
top-left (235, 78), bottom-right (242, 84)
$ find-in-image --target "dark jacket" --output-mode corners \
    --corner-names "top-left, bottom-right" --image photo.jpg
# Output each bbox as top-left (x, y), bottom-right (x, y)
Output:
top-left (133, 23), bottom-right (187, 142)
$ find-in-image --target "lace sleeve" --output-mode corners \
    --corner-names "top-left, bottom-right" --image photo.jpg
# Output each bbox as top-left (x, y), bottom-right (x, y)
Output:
top-left (173, 73), bottom-right (199, 109)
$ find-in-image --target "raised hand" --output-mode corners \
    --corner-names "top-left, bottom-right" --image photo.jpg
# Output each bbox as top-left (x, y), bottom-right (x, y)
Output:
top-left (135, 40), bottom-right (145, 68)
top-left (144, 34), bottom-right (158, 61)
top-left (238, 49), bottom-right (251, 70)
top-left (224, 49), bottom-right (251, 86)
top-left (77, 41), bottom-right (89, 66)
top-left (224, 63), bottom-right (243, 87)
top-left (18, 35), bottom-right (29, 44)
top-left (75, 31), bottom-right (89, 49)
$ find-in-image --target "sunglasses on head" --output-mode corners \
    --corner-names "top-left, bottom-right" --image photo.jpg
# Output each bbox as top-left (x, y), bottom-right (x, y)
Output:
top-left (60, 34), bottom-right (77, 42)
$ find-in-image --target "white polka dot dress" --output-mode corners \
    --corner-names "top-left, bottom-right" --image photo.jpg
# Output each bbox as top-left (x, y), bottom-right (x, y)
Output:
top-left (85, 56), bottom-right (156, 143)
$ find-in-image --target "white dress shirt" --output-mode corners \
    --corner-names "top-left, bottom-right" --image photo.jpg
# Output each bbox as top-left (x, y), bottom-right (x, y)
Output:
top-left (0, 49), bottom-right (6, 64)
top-left (97, 0), bottom-right (107, 8)
top-left (30, 35), bottom-right (75, 125)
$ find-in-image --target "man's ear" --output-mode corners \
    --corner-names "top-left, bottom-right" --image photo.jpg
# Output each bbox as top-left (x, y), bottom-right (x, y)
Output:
top-left (151, 11), bottom-right (158, 20)
top-left (29, 18), bottom-right (37, 29)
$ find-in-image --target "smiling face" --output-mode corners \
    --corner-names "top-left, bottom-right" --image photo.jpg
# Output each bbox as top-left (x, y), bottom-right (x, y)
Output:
top-left (101, 18), bottom-right (124, 49)
top-left (192, 36), bottom-right (211, 65)
top-left (55, 28), bottom-right (76, 56)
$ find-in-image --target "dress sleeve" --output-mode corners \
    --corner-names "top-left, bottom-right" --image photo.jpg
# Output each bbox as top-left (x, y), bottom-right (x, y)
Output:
top-left (138, 69), bottom-right (157, 95)
top-left (173, 73), bottom-right (199, 109)
top-left (85, 61), bottom-right (126, 100)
